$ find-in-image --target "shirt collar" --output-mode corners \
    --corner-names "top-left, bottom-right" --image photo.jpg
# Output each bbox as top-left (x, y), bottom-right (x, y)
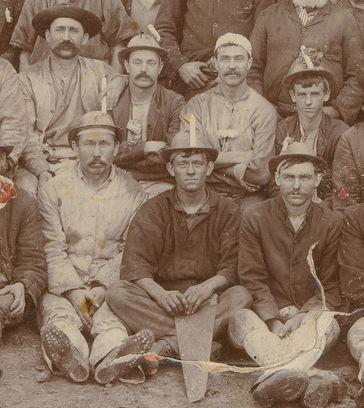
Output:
top-left (212, 82), bottom-right (251, 102)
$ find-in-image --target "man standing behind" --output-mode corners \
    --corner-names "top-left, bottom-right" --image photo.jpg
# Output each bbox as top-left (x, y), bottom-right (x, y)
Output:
top-left (180, 33), bottom-right (277, 205)
top-left (247, 0), bottom-right (363, 124)
top-left (38, 112), bottom-right (152, 384)
top-left (17, 4), bottom-right (127, 196)
top-left (155, 0), bottom-right (275, 99)
top-left (274, 48), bottom-right (348, 203)
top-left (114, 33), bottom-right (185, 197)
top-left (107, 132), bottom-right (252, 374)
top-left (230, 143), bottom-right (342, 407)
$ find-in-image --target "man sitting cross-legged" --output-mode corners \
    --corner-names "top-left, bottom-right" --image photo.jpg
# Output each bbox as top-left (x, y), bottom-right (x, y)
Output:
top-left (107, 131), bottom-right (252, 375)
top-left (230, 142), bottom-right (344, 408)
top-left (38, 111), bottom-right (153, 385)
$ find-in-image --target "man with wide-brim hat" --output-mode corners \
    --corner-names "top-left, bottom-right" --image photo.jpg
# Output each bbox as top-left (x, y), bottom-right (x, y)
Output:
top-left (107, 130), bottom-right (252, 377)
top-left (10, 0), bottom-right (134, 71)
top-left (112, 32), bottom-right (185, 198)
top-left (273, 47), bottom-right (348, 204)
top-left (230, 141), bottom-right (343, 407)
top-left (37, 110), bottom-right (154, 385)
top-left (16, 4), bottom-right (129, 197)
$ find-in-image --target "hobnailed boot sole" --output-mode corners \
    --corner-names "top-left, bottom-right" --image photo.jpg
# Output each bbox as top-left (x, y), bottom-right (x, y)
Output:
top-left (252, 369), bottom-right (309, 407)
top-left (40, 324), bottom-right (90, 383)
top-left (94, 329), bottom-right (154, 385)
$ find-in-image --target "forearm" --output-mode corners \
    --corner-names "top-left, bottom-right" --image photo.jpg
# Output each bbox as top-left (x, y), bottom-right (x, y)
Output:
top-left (201, 275), bottom-right (230, 294)
top-left (134, 277), bottom-right (166, 301)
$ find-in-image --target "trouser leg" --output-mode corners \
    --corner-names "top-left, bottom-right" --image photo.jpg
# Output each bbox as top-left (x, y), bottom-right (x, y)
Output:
top-left (347, 317), bottom-right (364, 382)
top-left (89, 301), bottom-right (129, 368)
top-left (39, 293), bottom-right (89, 372)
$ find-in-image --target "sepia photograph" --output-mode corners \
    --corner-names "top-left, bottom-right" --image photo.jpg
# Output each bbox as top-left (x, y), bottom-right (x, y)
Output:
top-left (1, 0), bottom-right (364, 407)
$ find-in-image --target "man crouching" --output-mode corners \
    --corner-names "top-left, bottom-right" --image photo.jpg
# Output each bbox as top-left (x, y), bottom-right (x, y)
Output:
top-left (38, 112), bottom-right (154, 384)
top-left (106, 131), bottom-right (252, 375)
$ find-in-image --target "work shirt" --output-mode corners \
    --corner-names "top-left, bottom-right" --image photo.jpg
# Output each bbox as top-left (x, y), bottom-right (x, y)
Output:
top-left (180, 83), bottom-right (277, 197)
top-left (10, 0), bottom-right (135, 64)
top-left (120, 188), bottom-right (239, 289)
top-left (238, 196), bottom-right (342, 322)
top-left (155, 0), bottom-right (275, 79)
top-left (38, 163), bottom-right (147, 296)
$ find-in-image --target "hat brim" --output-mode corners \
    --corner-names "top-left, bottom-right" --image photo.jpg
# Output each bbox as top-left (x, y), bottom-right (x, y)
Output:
top-left (0, 145), bottom-right (14, 156)
top-left (160, 147), bottom-right (218, 162)
top-left (269, 153), bottom-right (327, 174)
top-left (284, 70), bottom-right (336, 93)
top-left (119, 46), bottom-right (169, 62)
top-left (68, 124), bottom-right (124, 146)
top-left (32, 5), bottom-right (102, 39)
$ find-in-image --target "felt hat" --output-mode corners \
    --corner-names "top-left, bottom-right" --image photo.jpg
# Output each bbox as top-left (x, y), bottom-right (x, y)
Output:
top-left (68, 111), bottom-right (123, 145)
top-left (32, 3), bottom-right (102, 39)
top-left (118, 33), bottom-right (168, 62)
top-left (214, 33), bottom-right (252, 57)
top-left (268, 141), bottom-right (327, 174)
top-left (160, 131), bottom-right (218, 162)
top-left (284, 46), bottom-right (335, 92)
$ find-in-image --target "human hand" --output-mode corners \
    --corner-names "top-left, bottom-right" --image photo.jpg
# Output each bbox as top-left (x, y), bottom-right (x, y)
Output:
top-left (184, 283), bottom-right (214, 315)
top-left (178, 61), bottom-right (209, 89)
top-left (156, 290), bottom-right (188, 317)
top-left (0, 283), bottom-right (25, 317)
top-left (279, 313), bottom-right (306, 337)
top-left (89, 286), bottom-right (106, 309)
top-left (267, 319), bottom-right (285, 337)
top-left (102, 75), bottom-right (128, 110)
top-left (65, 289), bottom-right (93, 330)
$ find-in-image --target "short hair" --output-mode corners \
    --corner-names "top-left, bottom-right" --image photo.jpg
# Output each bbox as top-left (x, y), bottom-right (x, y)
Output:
top-left (170, 150), bottom-right (211, 163)
top-left (277, 157), bottom-right (322, 175)
top-left (214, 42), bottom-right (249, 58)
top-left (289, 74), bottom-right (329, 93)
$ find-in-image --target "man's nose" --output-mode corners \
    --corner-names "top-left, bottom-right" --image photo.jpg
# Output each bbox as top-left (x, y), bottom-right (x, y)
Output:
top-left (292, 177), bottom-right (301, 189)
top-left (305, 94), bottom-right (312, 106)
top-left (186, 162), bottom-right (195, 174)
top-left (92, 144), bottom-right (101, 157)
top-left (62, 29), bottom-right (70, 40)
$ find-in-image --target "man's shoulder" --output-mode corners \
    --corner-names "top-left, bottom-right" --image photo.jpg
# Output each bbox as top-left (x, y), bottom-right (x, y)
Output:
top-left (313, 201), bottom-right (343, 227)
top-left (344, 203), bottom-right (364, 228)
top-left (257, 0), bottom-right (289, 19)
top-left (241, 197), bottom-right (275, 224)
top-left (210, 190), bottom-right (239, 214)
top-left (4, 187), bottom-right (38, 219)
top-left (247, 87), bottom-right (277, 117)
top-left (158, 84), bottom-right (185, 103)
top-left (113, 166), bottom-right (146, 194)
top-left (323, 114), bottom-right (348, 135)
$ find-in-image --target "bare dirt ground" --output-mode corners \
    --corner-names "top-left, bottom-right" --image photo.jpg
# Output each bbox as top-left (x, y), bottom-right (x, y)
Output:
top-left (0, 320), bottom-right (362, 408)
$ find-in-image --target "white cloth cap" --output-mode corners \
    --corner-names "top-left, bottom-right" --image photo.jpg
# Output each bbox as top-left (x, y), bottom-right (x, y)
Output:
top-left (214, 33), bottom-right (252, 57)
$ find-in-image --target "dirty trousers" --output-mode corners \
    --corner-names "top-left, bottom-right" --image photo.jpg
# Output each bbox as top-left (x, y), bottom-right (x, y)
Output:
top-left (107, 280), bottom-right (252, 353)
top-left (229, 309), bottom-right (340, 378)
top-left (347, 317), bottom-right (364, 378)
top-left (39, 293), bottom-right (128, 370)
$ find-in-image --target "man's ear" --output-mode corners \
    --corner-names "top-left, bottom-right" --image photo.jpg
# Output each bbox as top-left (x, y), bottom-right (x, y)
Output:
top-left (45, 29), bottom-right (51, 43)
top-left (81, 33), bottom-right (89, 46)
top-left (274, 171), bottom-right (281, 186)
top-left (323, 88), bottom-right (331, 103)
top-left (124, 60), bottom-right (130, 74)
top-left (314, 172), bottom-right (323, 187)
top-left (247, 57), bottom-right (253, 71)
top-left (158, 62), bottom-right (164, 76)
top-left (206, 161), bottom-right (214, 176)
top-left (166, 161), bottom-right (175, 177)
top-left (289, 89), bottom-right (296, 104)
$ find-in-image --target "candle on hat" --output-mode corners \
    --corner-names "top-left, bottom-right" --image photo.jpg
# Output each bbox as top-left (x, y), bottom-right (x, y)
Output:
top-left (185, 114), bottom-right (197, 147)
top-left (101, 75), bottom-right (107, 113)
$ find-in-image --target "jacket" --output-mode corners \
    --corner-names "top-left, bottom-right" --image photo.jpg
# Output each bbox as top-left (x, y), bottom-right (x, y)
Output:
top-left (19, 56), bottom-right (119, 177)
top-left (120, 188), bottom-right (239, 288)
top-left (332, 123), bottom-right (364, 211)
top-left (275, 113), bottom-right (348, 201)
top-left (0, 57), bottom-right (27, 164)
top-left (338, 203), bottom-right (364, 309)
top-left (113, 84), bottom-right (185, 182)
top-left (247, 0), bottom-right (364, 125)
top-left (0, 188), bottom-right (47, 305)
top-left (238, 196), bottom-right (342, 321)
top-left (155, 0), bottom-right (276, 79)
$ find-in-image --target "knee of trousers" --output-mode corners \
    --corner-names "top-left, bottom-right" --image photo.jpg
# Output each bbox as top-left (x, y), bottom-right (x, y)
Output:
top-left (229, 309), bottom-right (264, 335)
top-left (221, 285), bottom-right (253, 310)
top-left (0, 293), bottom-right (14, 318)
top-left (106, 280), bottom-right (137, 313)
top-left (347, 317), bottom-right (364, 358)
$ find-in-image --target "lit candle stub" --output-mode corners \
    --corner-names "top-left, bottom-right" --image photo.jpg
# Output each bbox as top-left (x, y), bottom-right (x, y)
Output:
top-left (101, 75), bottom-right (107, 113)
top-left (188, 114), bottom-right (197, 147)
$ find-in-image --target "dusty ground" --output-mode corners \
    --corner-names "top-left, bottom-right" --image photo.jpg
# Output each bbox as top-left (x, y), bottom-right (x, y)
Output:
top-left (0, 320), bottom-right (363, 408)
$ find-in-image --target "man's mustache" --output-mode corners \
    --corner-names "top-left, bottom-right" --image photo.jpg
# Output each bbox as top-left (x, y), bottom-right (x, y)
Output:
top-left (89, 159), bottom-right (106, 166)
top-left (135, 72), bottom-right (152, 80)
top-left (54, 41), bottom-right (78, 52)
top-left (225, 70), bottom-right (241, 76)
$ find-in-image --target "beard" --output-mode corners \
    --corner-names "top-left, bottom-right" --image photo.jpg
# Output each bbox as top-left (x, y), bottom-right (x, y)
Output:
top-left (293, 0), bottom-right (328, 7)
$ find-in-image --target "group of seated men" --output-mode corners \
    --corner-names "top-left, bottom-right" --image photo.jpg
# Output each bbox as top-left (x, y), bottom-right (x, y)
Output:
top-left (1, 2), bottom-right (364, 408)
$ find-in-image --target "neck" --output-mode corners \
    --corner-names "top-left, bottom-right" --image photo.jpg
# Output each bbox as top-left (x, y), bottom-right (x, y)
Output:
top-left (82, 166), bottom-right (112, 190)
top-left (130, 83), bottom-right (156, 103)
top-left (299, 111), bottom-right (322, 132)
top-left (282, 196), bottom-right (312, 217)
top-left (219, 80), bottom-right (248, 102)
top-left (176, 186), bottom-right (207, 214)
top-left (50, 53), bottom-right (78, 76)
